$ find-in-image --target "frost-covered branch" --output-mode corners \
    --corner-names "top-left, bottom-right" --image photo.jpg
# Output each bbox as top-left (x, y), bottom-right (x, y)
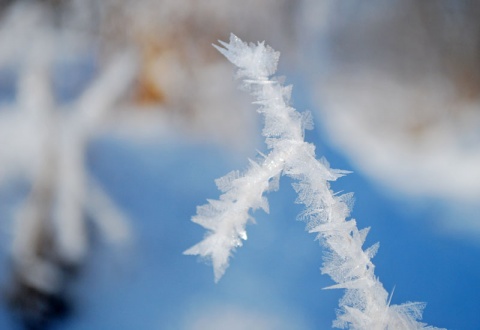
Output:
top-left (0, 3), bottom-right (135, 324)
top-left (185, 34), bottom-right (443, 329)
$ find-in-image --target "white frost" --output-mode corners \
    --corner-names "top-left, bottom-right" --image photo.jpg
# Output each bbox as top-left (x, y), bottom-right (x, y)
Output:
top-left (185, 34), bottom-right (444, 329)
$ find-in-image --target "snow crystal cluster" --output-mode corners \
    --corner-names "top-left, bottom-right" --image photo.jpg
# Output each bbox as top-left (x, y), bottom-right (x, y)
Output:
top-left (185, 34), bottom-right (443, 329)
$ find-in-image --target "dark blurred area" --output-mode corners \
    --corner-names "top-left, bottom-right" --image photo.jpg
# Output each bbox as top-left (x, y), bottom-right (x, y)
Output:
top-left (328, 1), bottom-right (480, 102)
top-left (301, 0), bottom-right (480, 203)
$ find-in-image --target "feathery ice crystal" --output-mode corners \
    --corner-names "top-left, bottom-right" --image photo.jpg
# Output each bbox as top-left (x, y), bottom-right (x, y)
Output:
top-left (185, 34), bottom-right (443, 329)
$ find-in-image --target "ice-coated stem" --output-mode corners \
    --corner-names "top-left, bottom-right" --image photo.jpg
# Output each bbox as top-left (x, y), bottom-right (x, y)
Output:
top-left (185, 34), bottom-right (443, 329)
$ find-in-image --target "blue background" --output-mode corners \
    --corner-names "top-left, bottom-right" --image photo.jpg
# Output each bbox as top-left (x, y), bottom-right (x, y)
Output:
top-left (0, 58), bottom-right (479, 330)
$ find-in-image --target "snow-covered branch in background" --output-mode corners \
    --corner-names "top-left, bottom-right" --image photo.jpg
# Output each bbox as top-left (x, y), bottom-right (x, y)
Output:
top-left (0, 4), bottom-right (134, 324)
top-left (185, 34), bottom-right (443, 329)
